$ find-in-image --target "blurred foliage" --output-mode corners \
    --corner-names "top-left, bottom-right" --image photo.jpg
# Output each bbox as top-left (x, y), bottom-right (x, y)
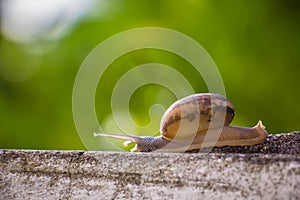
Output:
top-left (0, 0), bottom-right (299, 150)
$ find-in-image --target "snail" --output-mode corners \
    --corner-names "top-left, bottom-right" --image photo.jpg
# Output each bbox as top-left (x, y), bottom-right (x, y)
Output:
top-left (94, 93), bottom-right (268, 152)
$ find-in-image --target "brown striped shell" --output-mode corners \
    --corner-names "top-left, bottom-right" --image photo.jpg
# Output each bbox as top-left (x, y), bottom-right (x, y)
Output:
top-left (160, 93), bottom-right (235, 141)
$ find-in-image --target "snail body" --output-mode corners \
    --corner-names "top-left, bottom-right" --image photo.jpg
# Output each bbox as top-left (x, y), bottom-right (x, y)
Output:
top-left (94, 93), bottom-right (268, 152)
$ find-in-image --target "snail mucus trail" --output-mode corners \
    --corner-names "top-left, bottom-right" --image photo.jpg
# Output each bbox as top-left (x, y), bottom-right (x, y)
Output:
top-left (94, 93), bottom-right (268, 152)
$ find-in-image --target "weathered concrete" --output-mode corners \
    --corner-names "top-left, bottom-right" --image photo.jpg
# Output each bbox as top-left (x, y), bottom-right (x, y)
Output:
top-left (0, 149), bottom-right (299, 200)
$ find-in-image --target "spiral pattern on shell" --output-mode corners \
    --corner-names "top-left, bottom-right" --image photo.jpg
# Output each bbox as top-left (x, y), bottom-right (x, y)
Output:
top-left (160, 93), bottom-right (235, 141)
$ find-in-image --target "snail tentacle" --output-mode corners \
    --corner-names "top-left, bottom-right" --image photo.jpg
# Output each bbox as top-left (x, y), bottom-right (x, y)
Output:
top-left (94, 132), bottom-right (169, 152)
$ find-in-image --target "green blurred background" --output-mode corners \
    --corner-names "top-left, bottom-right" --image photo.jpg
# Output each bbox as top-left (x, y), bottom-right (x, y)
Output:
top-left (0, 0), bottom-right (299, 150)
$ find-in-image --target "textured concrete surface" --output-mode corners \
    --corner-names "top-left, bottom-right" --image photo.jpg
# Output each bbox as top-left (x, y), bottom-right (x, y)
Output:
top-left (0, 149), bottom-right (299, 200)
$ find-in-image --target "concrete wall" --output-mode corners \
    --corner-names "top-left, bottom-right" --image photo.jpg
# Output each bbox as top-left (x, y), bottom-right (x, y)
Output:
top-left (0, 150), bottom-right (299, 199)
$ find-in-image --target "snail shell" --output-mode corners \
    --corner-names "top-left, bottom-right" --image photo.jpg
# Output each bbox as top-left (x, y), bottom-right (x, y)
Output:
top-left (160, 93), bottom-right (234, 141)
top-left (94, 93), bottom-right (268, 152)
